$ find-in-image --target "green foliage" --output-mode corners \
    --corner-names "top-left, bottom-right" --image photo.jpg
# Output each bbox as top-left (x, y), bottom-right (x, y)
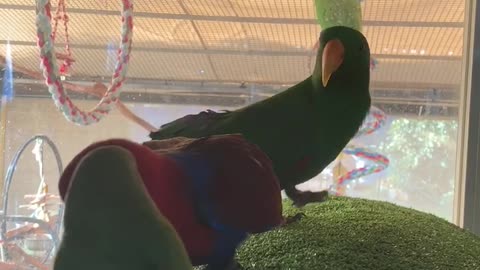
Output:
top-left (376, 118), bottom-right (458, 217)
top-left (379, 119), bottom-right (457, 171)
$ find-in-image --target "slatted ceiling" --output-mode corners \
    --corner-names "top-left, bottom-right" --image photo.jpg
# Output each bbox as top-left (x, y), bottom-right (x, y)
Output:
top-left (194, 21), bottom-right (246, 50)
top-left (62, 0), bottom-right (186, 14)
top-left (240, 23), bottom-right (319, 51)
top-left (0, 9), bottom-right (35, 42)
top-left (66, 14), bottom-right (121, 45)
top-left (0, 45), bottom-right (461, 86)
top-left (0, 45), bottom-right (217, 81)
top-left (134, 0), bottom-right (185, 14)
top-left (69, 15), bottom-right (198, 48)
top-left (0, 45), bottom-right (38, 70)
top-left (371, 59), bottom-right (462, 85)
top-left (226, 0), bottom-right (314, 19)
top-left (363, 26), bottom-right (464, 56)
top-left (74, 17), bottom-right (205, 49)
top-left (362, 0), bottom-right (464, 22)
top-left (2, 0), bottom-right (465, 22)
top-left (128, 51), bottom-right (217, 80)
top-left (61, 48), bottom-right (111, 78)
top-left (0, 0), bottom-right (28, 6)
top-left (134, 18), bottom-right (203, 49)
top-left (0, 0), bottom-right (185, 14)
top-left (0, 0), bottom-right (467, 89)
top-left (0, 8), bottom-right (204, 49)
top-left (195, 22), bottom-right (319, 51)
top-left (124, 0), bottom-right (185, 14)
top-left (182, 0), bottom-right (238, 17)
top-left (211, 54), bottom-right (310, 82)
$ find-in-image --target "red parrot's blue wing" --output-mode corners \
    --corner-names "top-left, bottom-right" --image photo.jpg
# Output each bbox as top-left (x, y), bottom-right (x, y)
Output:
top-left (165, 134), bottom-right (283, 269)
top-left (166, 151), bottom-right (248, 269)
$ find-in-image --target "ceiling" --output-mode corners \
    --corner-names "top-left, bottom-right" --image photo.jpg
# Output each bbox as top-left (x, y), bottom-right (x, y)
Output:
top-left (0, 0), bottom-right (467, 93)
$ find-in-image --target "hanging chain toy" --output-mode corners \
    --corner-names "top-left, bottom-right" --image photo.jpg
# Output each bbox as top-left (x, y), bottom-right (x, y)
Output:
top-left (35, 0), bottom-right (134, 126)
top-left (51, 0), bottom-right (74, 76)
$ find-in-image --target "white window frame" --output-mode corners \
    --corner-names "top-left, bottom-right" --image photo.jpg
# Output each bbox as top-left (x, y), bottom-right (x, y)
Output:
top-left (455, 0), bottom-right (480, 235)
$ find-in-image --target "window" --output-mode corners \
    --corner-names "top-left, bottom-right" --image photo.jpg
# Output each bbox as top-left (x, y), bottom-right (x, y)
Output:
top-left (0, 0), bottom-right (475, 267)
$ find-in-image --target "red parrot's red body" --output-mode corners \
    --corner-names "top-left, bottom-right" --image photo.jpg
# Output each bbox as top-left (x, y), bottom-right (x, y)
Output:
top-left (58, 135), bottom-right (283, 268)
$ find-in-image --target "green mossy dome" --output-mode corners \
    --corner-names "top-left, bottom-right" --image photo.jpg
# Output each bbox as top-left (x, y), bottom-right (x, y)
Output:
top-left (236, 197), bottom-right (480, 269)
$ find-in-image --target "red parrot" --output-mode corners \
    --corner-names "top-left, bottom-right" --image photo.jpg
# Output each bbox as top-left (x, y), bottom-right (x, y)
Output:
top-left (55, 134), bottom-right (286, 269)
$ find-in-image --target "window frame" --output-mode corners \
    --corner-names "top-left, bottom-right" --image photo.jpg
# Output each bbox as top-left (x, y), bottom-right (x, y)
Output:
top-left (454, 0), bottom-right (480, 235)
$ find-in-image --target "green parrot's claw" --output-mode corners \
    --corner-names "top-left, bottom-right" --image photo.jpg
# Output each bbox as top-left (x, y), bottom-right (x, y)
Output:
top-left (282, 213), bottom-right (306, 226)
top-left (285, 188), bottom-right (329, 208)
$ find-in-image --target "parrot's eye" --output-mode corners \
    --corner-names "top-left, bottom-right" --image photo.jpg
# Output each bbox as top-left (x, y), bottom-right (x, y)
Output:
top-left (359, 44), bottom-right (364, 51)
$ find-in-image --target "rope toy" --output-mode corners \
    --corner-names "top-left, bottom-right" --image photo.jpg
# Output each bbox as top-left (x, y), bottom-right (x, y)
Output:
top-left (35, 0), bottom-right (133, 125)
top-left (354, 105), bottom-right (387, 138)
top-left (51, 0), bottom-right (74, 76)
top-left (338, 147), bottom-right (390, 185)
top-left (330, 106), bottom-right (390, 195)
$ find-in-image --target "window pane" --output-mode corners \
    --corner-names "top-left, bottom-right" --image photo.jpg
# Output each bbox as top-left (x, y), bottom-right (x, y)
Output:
top-left (0, 0), bottom-right (469, 267)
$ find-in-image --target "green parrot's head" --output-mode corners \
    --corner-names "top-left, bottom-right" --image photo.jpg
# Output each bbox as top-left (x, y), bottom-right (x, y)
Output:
top-left (313, 26), bottom-right (370, 92)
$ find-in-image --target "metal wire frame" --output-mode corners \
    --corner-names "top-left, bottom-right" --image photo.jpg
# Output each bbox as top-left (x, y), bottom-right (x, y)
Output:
top-left (0, 135), bottom-right (64, 265)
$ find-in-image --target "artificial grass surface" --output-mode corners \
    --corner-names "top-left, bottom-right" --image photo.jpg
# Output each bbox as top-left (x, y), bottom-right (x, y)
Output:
top-left (235, 196), bottom-right (480, 270)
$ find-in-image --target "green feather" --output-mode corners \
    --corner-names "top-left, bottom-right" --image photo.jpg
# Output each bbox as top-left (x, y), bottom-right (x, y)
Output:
top-left (150, 26), bottom-right (371, 191)
top-left (54, 146), bottom-right (191, 270)
top-left (314, 0), bottom-right (363, 31)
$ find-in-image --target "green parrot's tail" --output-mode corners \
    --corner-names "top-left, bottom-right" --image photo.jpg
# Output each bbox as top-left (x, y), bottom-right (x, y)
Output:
top-left (54, 146), bottom-right (191, 270)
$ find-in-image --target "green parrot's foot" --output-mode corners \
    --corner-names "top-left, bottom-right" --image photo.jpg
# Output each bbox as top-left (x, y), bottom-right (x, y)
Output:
top-left (281, 213), bottom-right (306, 227)
top-left (54, 146), bottom-right (191, 270)
top-left (285, 187), bottom-right (329, 208)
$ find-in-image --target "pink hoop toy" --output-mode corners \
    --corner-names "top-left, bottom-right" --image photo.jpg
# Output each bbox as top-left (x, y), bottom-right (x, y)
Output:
top-left (35, 0), bottom-right (134, 125)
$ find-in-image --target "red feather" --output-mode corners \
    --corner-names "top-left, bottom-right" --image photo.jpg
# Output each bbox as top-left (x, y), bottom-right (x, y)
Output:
top-left (59, 135), bottom-right (283, 265)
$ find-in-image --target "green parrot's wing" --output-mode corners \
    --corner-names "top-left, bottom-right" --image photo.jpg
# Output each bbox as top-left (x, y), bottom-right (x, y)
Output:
top-left (314, 0), bottom-right (362, 31)
top-left (150, 109), bottom-right (232, 140)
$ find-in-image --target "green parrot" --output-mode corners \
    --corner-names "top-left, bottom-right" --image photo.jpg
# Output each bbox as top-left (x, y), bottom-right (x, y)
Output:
top-left (150, 2), bottom-right (371, 207)
top-left (53, 146), bottom-right (191, 270)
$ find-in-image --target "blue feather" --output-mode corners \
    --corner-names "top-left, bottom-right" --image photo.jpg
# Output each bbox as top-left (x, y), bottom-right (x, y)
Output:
top-left (166, 151), bottom-right (247, 269)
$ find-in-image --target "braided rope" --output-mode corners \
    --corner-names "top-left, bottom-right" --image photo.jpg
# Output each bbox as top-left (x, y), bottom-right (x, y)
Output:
top-left (330, 106), bottom-right (390, 195)
top-left (354, 105), bottom-right (387, 138)
top-left (35, 0), bottom-right (133, 125)
top-left (52, 0), bottom-right (74, 75)
top-left (338, 146), bottom-right (390, 185)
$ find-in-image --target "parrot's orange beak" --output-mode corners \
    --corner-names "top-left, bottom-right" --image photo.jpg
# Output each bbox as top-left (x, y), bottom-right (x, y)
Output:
top-left (322, 39), bottom-right (345, 87)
